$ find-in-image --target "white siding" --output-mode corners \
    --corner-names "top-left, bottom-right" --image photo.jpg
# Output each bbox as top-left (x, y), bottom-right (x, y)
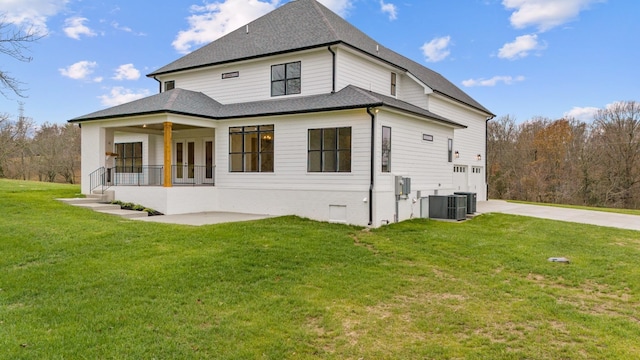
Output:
top-left (215, 109), bottom-right (370, 190)
top-left (373, 109), bottom-right (457, 225)
top-left (399, 74), bottom-right (429, 109)
top-left (429, 95), bottom-right (488, 200)
top-left (158, 49), bottom-right (333, 104)
top-left (336, 48), bottom-right (393, 96)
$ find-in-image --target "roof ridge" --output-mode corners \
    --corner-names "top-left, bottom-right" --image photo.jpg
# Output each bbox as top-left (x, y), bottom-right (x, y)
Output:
top-left (346, 85), bottom-right (383, 103)
top-left (164, 88), bottom-right (181, 109)
top-left (310, 0), bottom-right (339, 40)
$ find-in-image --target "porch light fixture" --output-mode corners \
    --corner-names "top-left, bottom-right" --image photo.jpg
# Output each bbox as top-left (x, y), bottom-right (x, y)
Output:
top-left (454, 150), bottom-right (459, 158)
top-left (476, 154), bottom-right (482, 161)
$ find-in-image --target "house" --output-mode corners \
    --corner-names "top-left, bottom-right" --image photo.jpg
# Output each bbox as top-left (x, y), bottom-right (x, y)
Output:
top-left (69, 0), bottom-right (494, 227)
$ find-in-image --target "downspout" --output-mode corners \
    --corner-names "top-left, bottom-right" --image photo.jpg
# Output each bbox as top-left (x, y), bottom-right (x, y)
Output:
top-left (153, 76), bottom-right (161, 93)
top-left (485, 115), bottom-right (495, 200)
top-left (327, 46), bottom-right (336, 93)
top-left (366, 107), bottom-right (376, 226)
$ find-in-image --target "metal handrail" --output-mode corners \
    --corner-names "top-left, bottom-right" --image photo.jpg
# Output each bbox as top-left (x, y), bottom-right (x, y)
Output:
top-left (171, 164), bottom-right (215, 186)
top-left (110, 165), bottom-right (164, 186)
top-left (89, 165), bottom-right (215, 187)
top-left (89, 166), bottom-right (110, 194)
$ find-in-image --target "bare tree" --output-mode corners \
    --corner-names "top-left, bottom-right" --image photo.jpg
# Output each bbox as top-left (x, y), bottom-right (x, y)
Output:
top-left (0, 14), bottom-right (43, 98)
top-left (30, 123), bottom-right (80, 183)
top-left (592, 101), bottom-right (640, 208)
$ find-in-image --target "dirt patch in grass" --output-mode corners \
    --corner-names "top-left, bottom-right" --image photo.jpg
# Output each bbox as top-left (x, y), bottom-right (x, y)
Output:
top-left (526, 273), bottom-right (639, 323)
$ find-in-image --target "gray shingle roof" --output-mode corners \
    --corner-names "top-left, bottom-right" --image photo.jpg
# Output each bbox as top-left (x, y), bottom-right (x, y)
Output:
top-left (70, 86), bottom-right (465, 129)
top-left (148, 0), bottom-right (492, 115)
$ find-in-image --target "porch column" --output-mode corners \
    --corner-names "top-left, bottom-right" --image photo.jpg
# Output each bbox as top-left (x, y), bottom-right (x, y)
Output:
top-left (163, 122), bottom-right (172, 187)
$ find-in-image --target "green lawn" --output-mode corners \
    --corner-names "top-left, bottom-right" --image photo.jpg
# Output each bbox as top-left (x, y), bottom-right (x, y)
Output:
top-left (1, 179), bottom-right (639, 359)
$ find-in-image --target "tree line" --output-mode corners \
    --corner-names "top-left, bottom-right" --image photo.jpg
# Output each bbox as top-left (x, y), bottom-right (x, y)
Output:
top-left (488, 100), bottom-right (640, 209)
top-left (0, 109), bottom-right (80, 183)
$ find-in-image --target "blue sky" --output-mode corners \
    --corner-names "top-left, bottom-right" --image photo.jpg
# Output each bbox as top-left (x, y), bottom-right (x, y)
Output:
top-left (0, 0), bottom-right (637, 125)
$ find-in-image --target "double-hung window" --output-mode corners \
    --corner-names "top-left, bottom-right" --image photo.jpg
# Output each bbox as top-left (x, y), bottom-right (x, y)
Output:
top-left (229, 125), bottom-right (274, 172)
top-left (271, 61), bottom-right (301, 96)
top-left (390, 73), bottom-right (397, 96)
top-left (115, 142), bottom-right (142, 173)
top-left (308, 127), bottom-right (351, 172)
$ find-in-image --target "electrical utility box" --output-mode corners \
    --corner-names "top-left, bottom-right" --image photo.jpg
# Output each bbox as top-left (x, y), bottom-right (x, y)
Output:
top-left (395, 176), bottom-right (411, 197)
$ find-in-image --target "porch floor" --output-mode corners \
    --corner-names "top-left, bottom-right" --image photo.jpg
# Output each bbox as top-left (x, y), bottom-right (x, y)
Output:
top-left (132, 211), bottom-right (274, 226)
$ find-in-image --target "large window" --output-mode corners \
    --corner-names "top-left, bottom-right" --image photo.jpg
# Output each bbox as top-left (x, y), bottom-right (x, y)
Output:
top-left (382, 126), bottom-right (391, 172)
top-left (115, 142), bottom-right (142, 173)
top-left (271, 61), bottom-right (301, 96)
top-left (308, 127), bottom-right (351, 172)
top-left (229, 125), bottom-right (274, 172)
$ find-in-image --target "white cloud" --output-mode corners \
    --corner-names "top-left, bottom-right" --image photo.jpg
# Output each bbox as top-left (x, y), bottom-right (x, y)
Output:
top-left (112, 64), bottom-right (141, 81)
top-left (99, 87), bottom-right (151, 107)
top-left (421, 36), bottom-right (451, 62)
top-left (0, 0), bottom-right (69, 35)
top-left (498, 34), bottom-right (545, 59)
top-left (379, 0), bottom-right (397, 20)
top-left (317, 0), bottom-right (354, 17)
top-left (172, 0), bottom-right (281, 54)
top-left (59, 60), bottom-right (99, 80)
top-left (111, 21), bottom-right (146, 36)
top-left (462, 75), bottom-right (525, 87)
top-left (63, 17), bottom-right (96, 40)
top-left (564, 106), bottom-right (599, 121)
top-left (502, 0), bottom-right (603, 32)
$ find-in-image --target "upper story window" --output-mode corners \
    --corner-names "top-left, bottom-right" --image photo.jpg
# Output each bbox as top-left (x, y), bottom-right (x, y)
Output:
top-left (229, 125), bottom-right (274, 173)
top-left (115, 142), bottom-right (142, 173)
top-left (382, 126), bottom-right (391, 172)
top-left (164, 80), bottom-right (175, 91)
top-left (308, 127), bottom-right (351, 172)
top-left (271, 61), bottom-right (301, 96)
top-left (390, 73), bottom-right (397, 96)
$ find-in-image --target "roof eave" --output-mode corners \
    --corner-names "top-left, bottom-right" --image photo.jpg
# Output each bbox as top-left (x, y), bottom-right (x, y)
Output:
top-left (69, 110), bottom-right (219, 123)
top-left (147, 41), bottom-right (343, 78)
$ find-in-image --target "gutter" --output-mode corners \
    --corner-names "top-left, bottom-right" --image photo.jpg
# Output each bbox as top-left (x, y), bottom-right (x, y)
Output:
top-left (366, 107), bottom-right (376, 226)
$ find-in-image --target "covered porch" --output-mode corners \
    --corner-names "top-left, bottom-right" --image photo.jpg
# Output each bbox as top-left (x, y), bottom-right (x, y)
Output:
top-left (79, 113), bottom-right (218, 195)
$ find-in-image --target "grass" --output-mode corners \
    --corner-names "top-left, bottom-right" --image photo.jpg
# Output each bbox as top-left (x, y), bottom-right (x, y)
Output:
top-left (1, 179), bottom-right (639, 359)
top-left (508, 200), bottom-right (640, 216)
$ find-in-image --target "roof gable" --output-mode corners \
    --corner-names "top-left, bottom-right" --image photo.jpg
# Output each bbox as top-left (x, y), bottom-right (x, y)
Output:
top-left (148, 0), bottom-right (492, 115)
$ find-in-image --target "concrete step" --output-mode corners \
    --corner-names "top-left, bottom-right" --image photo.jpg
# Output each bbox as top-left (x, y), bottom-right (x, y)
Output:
top-left (56, 197), bottom-right (108, 205)
top-left (73, 202), bottom-right (123, 211)
top-left (97, 209), bottom-right (149, 219)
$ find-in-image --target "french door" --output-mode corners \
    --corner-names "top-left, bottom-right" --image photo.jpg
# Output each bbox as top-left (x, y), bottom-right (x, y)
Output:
top-left (175, 141), bottom-right (195, 182)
